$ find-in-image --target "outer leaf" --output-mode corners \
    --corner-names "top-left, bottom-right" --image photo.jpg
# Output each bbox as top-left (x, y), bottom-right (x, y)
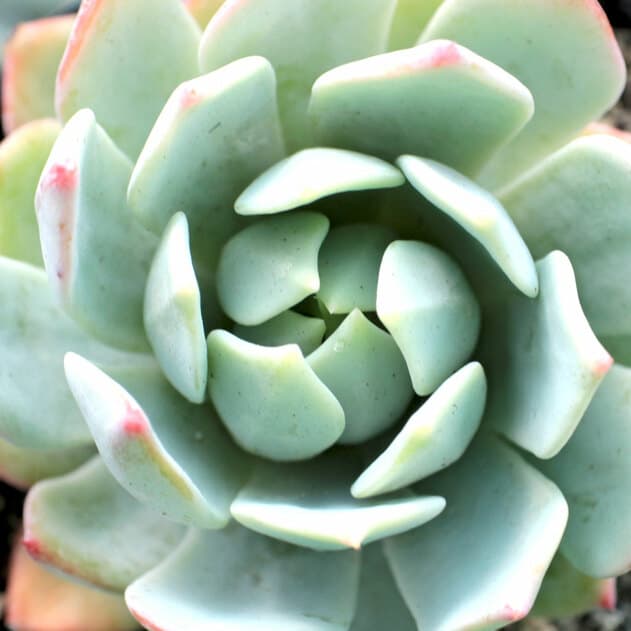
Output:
top-left (64, 354), bottom-right (249, 529)
top-left (2, 15), bottom-right (73, 134)
top-left (128, 56), bottom-right (285, 286)
top-left (538, 364), bottom-right (631, 577)
top-left (385, 434), bottom-right (568, 631)
top-left (307, 309), bottom-right (414, 444)
top-left (207, 330), bottom-right (344, 461)
top-left (0, 0), bottom-right (74, 61)
top-left (23, 457), bottom-right (185, 591)
top-left (56, 0), bottom-right (200, 158)
top-left (531, 553), bottom-right (617, 618)
top-left (235, 148), bottom-right (404, 216)
top-left (397, 155), bottom-right (538, 297)
top-left (377, 240), bottom-right (480, 395)
top-left (231, 452), bottom-right (444, 550)
top-left (0, 437), bottom-right (93, 490)
top-left (479, 251), bottom-right (612, 459)
top-left (216, 212), bottom-right (329, 326)
top-left (144, 212), bottom-right (207, 404)
top-left (352, 362), bottom-right (486, 498)
top-left (0, 118), bottom-right (59, 266)
top-left (310, 40), bottom-right (533, 176)
top-left (6, 540), bottom-right (138, 631)
top-left (199, 0), bottom-right (397, 150)
top-left (349, 543), bottom-right (416, 631)
top-left (36, 109), bottom-right (157, 351)
top-left (126, 525), bottom-right (360, 631)
top-left (421, 0), bottom-right (626, 187)
top-left (501, 135), bottom-right (631, 365)
top-left (0, 257), bottom-right (131, 449)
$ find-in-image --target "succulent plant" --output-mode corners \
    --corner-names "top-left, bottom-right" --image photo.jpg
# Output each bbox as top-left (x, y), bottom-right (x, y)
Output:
top-left (1, 0), bottom-right (631, 629)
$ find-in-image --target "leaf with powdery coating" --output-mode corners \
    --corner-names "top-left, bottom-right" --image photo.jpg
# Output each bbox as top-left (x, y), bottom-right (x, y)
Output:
top-left (501, 135), bottom-right (631, 365)
top-left (64, 354), bottom-right (250, 529)
top-left (231, 452), bottom-right (444, 550)
top-left (216, 212), bottom-right (329, 326)
top-left (0, 118), bottom-right (59, 266)
top-left (0, 257), bottom-right (134, 450)
top-left (397, 155), bottom-right (538, 297)
top-left (199, 0), bottom-right (397, 151)
top-left (144, 213), bottom-right (207, 404)
top-left (234, 310), bottom-right (325, 357)
top-left (36, 109), bottom-right (157, 351)
top-left (377, 240), bottom-right (480, 395)
top-left (479, 251), bottom-right (612, 459)
top-left (56, 0), bottom-right (200, 158)
top-left (128, 56), bottom-right (285, 286)
top-left (538, 364), bottom-right (631, 578)
top-left (385, 434), bottom-right (568, 631)
top-left (349, 543), bottom-right (416, 631)
top-left (23, 457), bottom-right (185, 592)
top-left (6, 539), bottom-right (138, 631)
top-left (0, 437), bottom-right (93, 490)
top-left (126, 525), bottom-right (360, 631)
top-left (235, 148), bottom-right (403, 216)
top-left (531, 553), bottom-right (617, 618)
top-left (207, 330), bottom-right (345, 461)
top-left (2, 15), bottom-right (73, 134)
top-left (421, 0), bottom-right (626, 187)
top-left (352, 362), bottom-right (485, 498)
top-left (307, 309), bottom-right (414, 444)
top-left (310, 40), bottom-right (533, 177)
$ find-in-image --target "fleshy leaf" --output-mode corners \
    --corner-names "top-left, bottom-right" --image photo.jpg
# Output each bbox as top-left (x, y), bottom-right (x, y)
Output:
top-left (352, 362), bottom-right (486, 498)
top-left (307, 309), bottom-right (413, 444)
top-left (531, 553), bottom-right (617, 618)
top-left (232, 452), bottom-right (444, 550)
top-left (2, 15), bottom-right (73, 134)
top-left (199, 0), bottom-right (397, 151)
top-left (23, 457), bottom-right (185, 592)
top-left (318, 223), bottom-right (397, 314)
top-left (0, 437), bottom-right (93, 490)
top-left (0, 257), bottom-right (131, 450)
top-left (184, 0), bottom-right (223, 27)
top-left (126, 525), bottom-right (360, 631)
top-left (144, 212), bottom-right (207, 404)
top-left (216, 212), bottom-right (329, 326)
top-left (64, 353), bottom-right (249, 528)
top-left (36, 109), bottom-right (157, 351)
top-left (349, 543), bottom-right (416, 631)
top-left (235, 148), bottom-right (403, 216)
top-left (6, 540), bottom-right (138, 631)
top-left (128, 56), bottom-right (285, 281)
top-left (479, 251), bottom-right (612, 459)
top-left (234, 310), bottom-right (325, 356)
top-left (388, 0), bottom-right (443, 50)
top-left (310, 40), bottom-right (533, 176)
top-left (207, 330), bottom-right (345, 461)
top-left (56, 0), bottom-right (201, 158)
top-left (0, 118), bottom-right (59, 266)
top-left (538, 364), bottom-right (631, 577)
top-left (397, 155), bottom-right (538, 297)
top-left (376, 240), bottom-right (480, 395)
top-left (501, 135), bottom-right (631, 364)
top-left (385, 434), bottom-right (568, 630)
top-left (421, 0), bottom-right (626, 187)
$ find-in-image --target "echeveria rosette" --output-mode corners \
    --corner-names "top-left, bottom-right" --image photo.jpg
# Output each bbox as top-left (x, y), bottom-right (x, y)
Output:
top-left (0, 0), bottom-right (630, 629)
